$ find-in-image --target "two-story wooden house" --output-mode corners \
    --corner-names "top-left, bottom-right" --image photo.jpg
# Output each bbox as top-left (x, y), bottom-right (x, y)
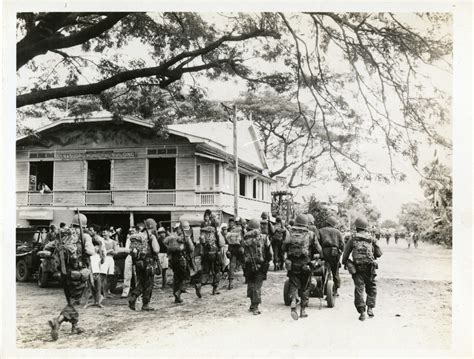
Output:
top-left (16, 113), bottom-right (275, 230)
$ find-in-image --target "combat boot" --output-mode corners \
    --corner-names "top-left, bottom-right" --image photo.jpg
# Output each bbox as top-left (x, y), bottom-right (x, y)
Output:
top-left (212, 286), bottom-right (220, 295)
top-left (71, 324), bottom-right (84, 335)
top-left (300, 306), bottom-right (308, 318)
top-left (128, 295), bottom-right (137, 311)
top-left (194, 284), bottom-right (202, 298)
top-left (48, 317), bottom-right (60, 341)
top-left (358, 308), bottom-right (366, 321)
top-left (142, 303), bottom-right (155, 311)
top-left (174, 290), bottom-right (183, 304)
top-left (228, 279), bottom-right (233, 290)
top-left (252, 304), bottom-right (261, 315)
top-left (290, 299), bottom-right (299, 321)
top-left (367, 307), bottom-right (374, 317)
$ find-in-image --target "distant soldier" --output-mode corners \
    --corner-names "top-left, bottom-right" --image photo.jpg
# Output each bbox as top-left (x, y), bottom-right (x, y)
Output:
top-left (318, 216), bottom-right (345, 296)
top-left (226, 216), bottom-right (245, 289)
top-left (200, 209), bottom-right (224, 295)
top-left (342, 216), bottom-right (382, 321)
top-left (282, 214), bottom-right (322, 320)
top-left (413, 230), bottom-right (420, 248)
top-left (156, 227), bottom-right (169, 289)
top-left (271, 217), bottom-right (287, 271)
top-left (394, 232), bottom-right (399, 245)
top-left (242, 218), bottom-right (272, 315)
top-left (260, 212), bottom-right (275, 238)
top-left (46, 213), bottom-right (95, 341)
top-left (374, 227), bottom-right (381, 241)
top-left (165, 221), bottom-right (196, 303)
top-left (384, 231), bottom-right (391, 245)
top-left (128, 220), bottom-right (160, 311)
top-left (407, 231), bottom-right (414, 249)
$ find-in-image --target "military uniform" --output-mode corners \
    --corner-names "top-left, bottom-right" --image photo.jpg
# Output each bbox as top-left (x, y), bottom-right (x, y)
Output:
top-left (242, 218), bottom-right (272, 315)
top-left (165, 222), bottom-right (195, 303)
top-left (46, 214), bottom-right (95, 341)
top-left (128, 220), bottom-right (160, 311)
top-left (282, 214), bottom-right (321, 320)
top-left (271, 220), bottom-right (287, 271)
top-left (318, 216), bottom-right (344, 294)
top-left (226, 219), bottom-right (245, 289)
top-left (200, 215), bottom-right (224, 295)
top-left (342, 216), bottom-right (382, 321)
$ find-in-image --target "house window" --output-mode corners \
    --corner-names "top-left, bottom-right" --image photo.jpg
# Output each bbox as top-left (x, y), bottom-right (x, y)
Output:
top-left (87, 160), bottom-right (111, 191)
top-left (252, 179), bottom-right (257, 199)
top-left (196, 164), bottom-right (214, 190)
top-left (261, 181), bottom-right (265, 201)
top-left (215, 164), bottom-right (220, 185)
top-left (29, 161), bottom-right (54, 192)
top-left (196, 165), bottom-right (200, 186)
top-left (149, 158), bottom-right (176, 190)
top-left (239, 173), bottom-right (246, 197)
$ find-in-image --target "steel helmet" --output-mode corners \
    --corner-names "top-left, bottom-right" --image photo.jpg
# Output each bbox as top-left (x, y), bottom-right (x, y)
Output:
top-left (239, 217), bottom-right (247, 226)
top-left (327, 216), bottom-right (339, 228)
top-left (220, 223), bottom-right (228, 230)
top-left (354, 216), bottom-right (368, 230)
top-left (294, 214), bottom-right (309, 227)
top-left (247, 218), bottom-right (261, 230)
top-left (275, 216), bottom-right (282, 223)
top-left (306, 214), bottom-right (315, 224)
top-left (145, 218), bottom-right (157, 230)
top-left (157, 227), bottom-right (166, 233)
top-left (72, 213), bottom-right (87, 227)
top-left (180, 220), bottom-right (190, 230)
top-left (261, 212), bottom-right (268, 220)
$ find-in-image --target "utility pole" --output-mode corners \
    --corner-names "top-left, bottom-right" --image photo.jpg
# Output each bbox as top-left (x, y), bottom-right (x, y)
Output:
top-left (233, 105), bottom-right (239, 218)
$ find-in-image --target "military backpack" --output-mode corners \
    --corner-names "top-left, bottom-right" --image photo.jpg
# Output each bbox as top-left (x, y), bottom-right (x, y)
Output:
top-left (286, 228), bottom-right (311, 258)
top-left (351, 235), bottom-right (375, 265)
top-left (242, 230), bottom-right (264, 266)
top-left (227, 225), bottom-right (243, 246)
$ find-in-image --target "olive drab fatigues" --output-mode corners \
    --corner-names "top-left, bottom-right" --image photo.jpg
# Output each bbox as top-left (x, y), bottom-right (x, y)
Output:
top-left (342, 232), bottom-right (382, 312)
top-left (200, 221), bottom-right (223, 289)
top-left (282, 227), bottom-right (321, 308)
top-left (242, 229), bottom-right (272, 309)
top-left (165, 232), bottom-right (195, 298)
top-left (271, 223), bottom-right (287, 270)
top-left (226, 224), bottom-right (244, 281)
top-left (129, 231), bottom-right (159, 306)
top-left (318, 226), bottom-right (345, 291)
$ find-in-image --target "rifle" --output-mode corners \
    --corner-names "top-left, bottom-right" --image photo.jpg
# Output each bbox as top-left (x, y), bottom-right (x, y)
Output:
top-left (76, 208), bottom-right (95, 292)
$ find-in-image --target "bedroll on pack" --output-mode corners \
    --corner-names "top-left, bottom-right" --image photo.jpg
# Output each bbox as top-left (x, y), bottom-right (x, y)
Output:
top-left (272, 227), bottom-right (285, 243)
top-left (242, 231), bottom-right (264, 265)
top-left (227, 226), bottom-right (243, 246)
top-left (287, 229), bottom-right (310, 258)
top-left (167, 234), bottom-right (186, 254)
top-left (129, 233), bottom-right (148, 258)
top-left (352, 236), bottom-right (375, 264)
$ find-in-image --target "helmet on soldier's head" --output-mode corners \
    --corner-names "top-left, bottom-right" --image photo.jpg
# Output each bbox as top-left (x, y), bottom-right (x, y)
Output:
top-left (306, 214), bottom-right (315, 224)
top-left (247, 218), bottom-right (261, 230)
top-left (289, 219), bottom-right (295, 226)
top-left (276, 216), bottom-right (282, 223)
top-left (327, 216), bottom-right (339, 228)
top-left (261, 212), bottom-right (268, 220)
top-left (180, 220), bottom-right (190, 230)
top-left (157, 227), bottom-right (166, 233)
top-left (354, 216), bottom-right (368, 230)
top-left (145, 218), bottom-right (157, 230)
top-left (72, 213), bottom-right (87, 227)
top-left (294, 214), bottom-right (309, 227)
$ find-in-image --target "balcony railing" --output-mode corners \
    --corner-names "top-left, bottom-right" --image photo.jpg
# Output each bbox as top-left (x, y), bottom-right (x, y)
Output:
top-left (200, 193), bottom-right (216, 206)
top-left (85, 191), bottom-right (112, 205)
top-left (147, 191), bottom-right (176, 206)
top-left (27, 192), bottom-right (53, 206)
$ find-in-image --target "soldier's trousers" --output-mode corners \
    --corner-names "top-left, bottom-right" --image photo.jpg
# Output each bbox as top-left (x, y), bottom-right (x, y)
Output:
top-left (60, 271), bottom-right (85, 325)
top-left (352, 264), bottom-right (377, 311)
top-left (287, 270), bottom-right (311, 307)
top-left (246, 270), bottom-right (266, 305)
top-left (326, 256), bottom-right (341, 290)
top-left (271, 241), bottom-right (284, 268)
top-left (201, 253), bottom-right (221, 287)
top-left (228, 245), bottom-right (243, 281)
top-left (130, 265), bottom-right (154, 305)
top-left (170, 255), bottom-right (190, 294)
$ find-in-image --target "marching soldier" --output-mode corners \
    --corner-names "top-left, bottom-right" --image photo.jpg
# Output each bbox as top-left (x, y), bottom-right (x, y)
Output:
top-left (260, 212), bottom-right (275, 238)
top-left (128, 220), bottom-right (160, 311)
top-left (342, 216), bottom-right (382, 321)
top-left (200, 209), bottom-right (224, 295)
top-left (271, 217), bottom-right (287, 271)
top-left (318, 216), bottom-right (345, 296)
top-left (226, 216), bottom-right (245, 289)
top-left (156, 227), bottom-right (169, 289)
top-left (46, 213), bottom-right (95, 341)
top-left (165, 221), bottom-right (196, 303)
top-left (242, 218), bottom-right (272, 315)
top-left (282, 214), bottom-right (321, 320)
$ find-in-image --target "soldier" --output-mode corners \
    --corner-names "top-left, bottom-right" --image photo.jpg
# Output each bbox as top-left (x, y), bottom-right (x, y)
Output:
top-left (384, 230), bottom-right (391, 245)
top-left (271, 217), bottom-right (287, 271)
top-left (282, 214), bottom-right (321, 320)
top-left (242, 218), bottom-right (272, 315)
top-left (226, 216), bottom-right (245, 289)
top-left (318, 216), bottom-right (345, 296)
top-left (260, 212), bottom-right (275, 238)
top-left (156, 227), bottom-right (169, 289)
top-left (128, 220), bottom-right (160, 311)
top-left (342, 216), bottom-right (382, 321)
top-left (46, 213), bottom-right (95, 341)
top-left (394, 231), bottom-right (399, 245)
top-left (165, 221), bottom-right (196, 303)
top-left (200, 209), bottom-right (224, 295)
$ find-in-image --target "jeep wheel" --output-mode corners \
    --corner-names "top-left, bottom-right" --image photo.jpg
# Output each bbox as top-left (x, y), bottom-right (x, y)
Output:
top-left (326, 280), bottom-right (335, 308)
top-left (37, 266), bottom-right (48, 288)
top-left (16, 259), bottom-right (30, 282)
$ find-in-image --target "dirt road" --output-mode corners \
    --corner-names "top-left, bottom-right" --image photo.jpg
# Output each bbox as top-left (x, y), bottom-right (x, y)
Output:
top-left (16, 240), bottom-right (452, 355)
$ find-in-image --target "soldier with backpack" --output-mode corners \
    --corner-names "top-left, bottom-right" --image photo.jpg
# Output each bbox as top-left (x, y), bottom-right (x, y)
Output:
top-left (200, 209), bottom-right (224, 295)
top-left (226, 216), bottom-right (245, 289)
top-left (165, 221), bottom-right (196, 303)
top-left (282, 214), bottom-right (322, 320)
top-left (318, 216), bottom-right (345, 296)
top-left (271, 217), bottom-right (287, 271)
top-left (127, 220), bottom-right (160, 311)
top-left (242, 218), bottom-right (272, 315)
top-left (342, 216), bottom-right (383, 321)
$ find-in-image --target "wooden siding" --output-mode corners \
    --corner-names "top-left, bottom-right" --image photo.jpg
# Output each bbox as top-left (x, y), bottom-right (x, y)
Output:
top-left (54, 161), bottom-right (85, 190)
top-left (16, 162), bottom-right (29, 191)
top-left (113, 158), bottom-right (147, 190)
top-left (53, 191), bottom-right (85, 206)
top-left (113, 191), bottom-right (147, 206)
top-left (176, 157), bottom-right (195, 190)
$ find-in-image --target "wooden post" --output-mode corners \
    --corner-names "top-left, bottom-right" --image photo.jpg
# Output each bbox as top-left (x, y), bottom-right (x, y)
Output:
top-left (233, 105), bottom-right (239, 218)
